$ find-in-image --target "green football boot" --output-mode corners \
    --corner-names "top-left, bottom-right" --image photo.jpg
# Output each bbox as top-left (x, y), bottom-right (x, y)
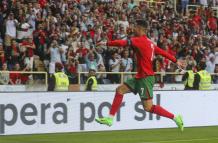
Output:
top-left (174, 115), bottom-right (184, 132)
top-left (95, 117), bottom-right (113, 127)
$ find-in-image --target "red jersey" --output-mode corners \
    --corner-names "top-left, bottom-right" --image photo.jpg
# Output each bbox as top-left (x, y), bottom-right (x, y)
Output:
top-left (107, 35), bottom-right (177, 78)
top-left (76, 48), bottom-right (88, 57)
top-left (10, 72), bottom-right (21, 84)
top-left (192, 15), bottom-right (201, 26)
top-left (20, 41), bottom-right (35, 57)
top-left (208, 17), bottom-right (217, 31)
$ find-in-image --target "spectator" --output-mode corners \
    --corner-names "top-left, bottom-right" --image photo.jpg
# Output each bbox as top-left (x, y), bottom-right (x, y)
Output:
top-left (66, 58), bottom-right (78, 84)
top-left (95, 47), bottom-right (106, 83)
top-left (69, 27), bottom-right (81, 52)
top-left (200, 0), bottom-right (208, 6)
top-left (128, 0), bottom-right (137, 10)
top-left (7, 40), bottom-right (20, 70)
top-left (109, 51), bottom-right (121, 84)
top-left (207, 13), bottom-right (217, 33)
top-left (206, 55), bottom-right (216, 73)
top-left (0, 43), bottom-right (5, 68)
top-left (97, 64), bottom-right (106, 84)
top-left (214, 47), bottom-right (218, 64)
top-left (9, 63), bottom-right (21, 85)
top-left (5, 13), bottom-right (18, 47)
top-left (48, 40), bottom-right (63, 74)
top-left (0, 63), bottom-right (9, 85)
top-left (121, 49), bottom-right (133, 82)
top-left (20, 36), bottom-right (36, 70)
top-left (21, 65), bottom-right (31, 85)
top-left (0, 34), bottom-right (3, 44)
top-left (0, 0), bottom-right (216, 85)
top-left (85, 49), bottom-right (99, 72)
top-left (27, 9), bottom-right (37, 31)
top-left (76, 42), bottom-right (88, 64)
top-left (60, 40), bottom-right (69, 65)
top-left (17, 18), bottom-right (32, 40)
top-left (33, 24), bottom-right (47, 60)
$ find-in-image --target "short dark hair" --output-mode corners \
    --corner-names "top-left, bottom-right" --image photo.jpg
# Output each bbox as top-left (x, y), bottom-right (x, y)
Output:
top-left (135, 19), bottom-right (147, 28)
top-left (198, 61), bottom-right (206, 70)
top-left (89, 69), bottom-right (96, 73)
top-left (186, 65), bottom-right (193, 70)
top-left (55, 62), bottom-right (63, 71)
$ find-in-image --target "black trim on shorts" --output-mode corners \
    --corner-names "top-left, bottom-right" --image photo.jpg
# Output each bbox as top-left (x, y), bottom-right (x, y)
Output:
top-left (124, 82), bottom-right (137, 95)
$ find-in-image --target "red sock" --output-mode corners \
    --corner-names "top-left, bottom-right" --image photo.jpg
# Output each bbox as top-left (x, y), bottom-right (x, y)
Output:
top-left (109, 92), bottom-right (124, 116)
top-left (150, 105), bottom-right (174, 119)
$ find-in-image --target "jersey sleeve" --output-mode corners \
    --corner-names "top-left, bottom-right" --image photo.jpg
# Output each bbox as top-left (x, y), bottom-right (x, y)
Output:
top-left (107, 40), bottom-right (128, 47)
top-left (154, 46), bottom-right (177, 63)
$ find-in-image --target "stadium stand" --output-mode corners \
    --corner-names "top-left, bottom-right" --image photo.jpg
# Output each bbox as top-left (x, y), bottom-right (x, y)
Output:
top-left (0, 0), bottom-right (217, 87)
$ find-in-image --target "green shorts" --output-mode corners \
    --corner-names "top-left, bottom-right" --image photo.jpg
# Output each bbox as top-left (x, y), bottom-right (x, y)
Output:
top-left (124, 76), bottom-right (155, 100)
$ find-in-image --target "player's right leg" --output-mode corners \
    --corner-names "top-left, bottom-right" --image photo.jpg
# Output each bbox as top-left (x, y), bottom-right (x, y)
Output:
top-left (95, 84), bottom-right (131, 126)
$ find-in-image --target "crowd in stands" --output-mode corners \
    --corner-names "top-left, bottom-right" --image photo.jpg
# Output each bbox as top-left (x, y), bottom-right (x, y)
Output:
top-left (0, 0), bottom-right (217, 85)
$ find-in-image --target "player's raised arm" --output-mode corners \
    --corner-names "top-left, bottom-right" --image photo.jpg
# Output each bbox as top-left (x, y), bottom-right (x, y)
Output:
top-left (97, 40), bottom-right (128, 47)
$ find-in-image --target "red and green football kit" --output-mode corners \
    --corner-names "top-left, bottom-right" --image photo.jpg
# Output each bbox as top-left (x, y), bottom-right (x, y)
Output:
top-left (95, 35), bottom-right (184, 131)
top-left (107, 35), bottom-right (177, 99)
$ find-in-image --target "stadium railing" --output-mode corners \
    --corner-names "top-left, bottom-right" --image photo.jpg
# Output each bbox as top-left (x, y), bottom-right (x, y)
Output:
top-left (75, 71), bottom-right (218, 91)
top-left (78, 71), bottom-right (218, 84)
top-left (1, 71), bottom-right (218, 91)
top-left (132, 0), bottom-right (166, 13)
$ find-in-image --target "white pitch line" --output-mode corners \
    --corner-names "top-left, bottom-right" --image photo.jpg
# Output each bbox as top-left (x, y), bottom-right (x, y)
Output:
top-left (141, 137), bottom-right (218, 143)
top-left (0, 139), bottom-right (55, 143)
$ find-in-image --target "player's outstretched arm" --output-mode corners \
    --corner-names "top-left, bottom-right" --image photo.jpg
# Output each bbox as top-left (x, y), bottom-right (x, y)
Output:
top-left (155, 46), bottom-right (186, 70)
top-left (97, 40), bottom-right (128, 47)
top-left (154, 46), bottom-right (177, 63)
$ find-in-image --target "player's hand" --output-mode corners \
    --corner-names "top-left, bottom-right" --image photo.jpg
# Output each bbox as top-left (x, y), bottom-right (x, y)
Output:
top-left (176, 60), bottom-right (186, 70)
top-left (96, 41), bottom-right (107, 46)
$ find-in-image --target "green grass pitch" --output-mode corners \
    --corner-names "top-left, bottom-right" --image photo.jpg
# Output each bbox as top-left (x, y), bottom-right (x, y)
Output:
top-left (1, 126), bottom-right (218, 143)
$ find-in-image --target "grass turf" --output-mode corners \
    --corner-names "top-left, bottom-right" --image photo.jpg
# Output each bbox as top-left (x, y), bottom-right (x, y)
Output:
top-left (1, 126), bottom-right (218, 143)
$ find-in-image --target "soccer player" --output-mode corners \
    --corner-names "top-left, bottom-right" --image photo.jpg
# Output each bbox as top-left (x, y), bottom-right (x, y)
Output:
top-left (95, 19), bottom-right (185, 131)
